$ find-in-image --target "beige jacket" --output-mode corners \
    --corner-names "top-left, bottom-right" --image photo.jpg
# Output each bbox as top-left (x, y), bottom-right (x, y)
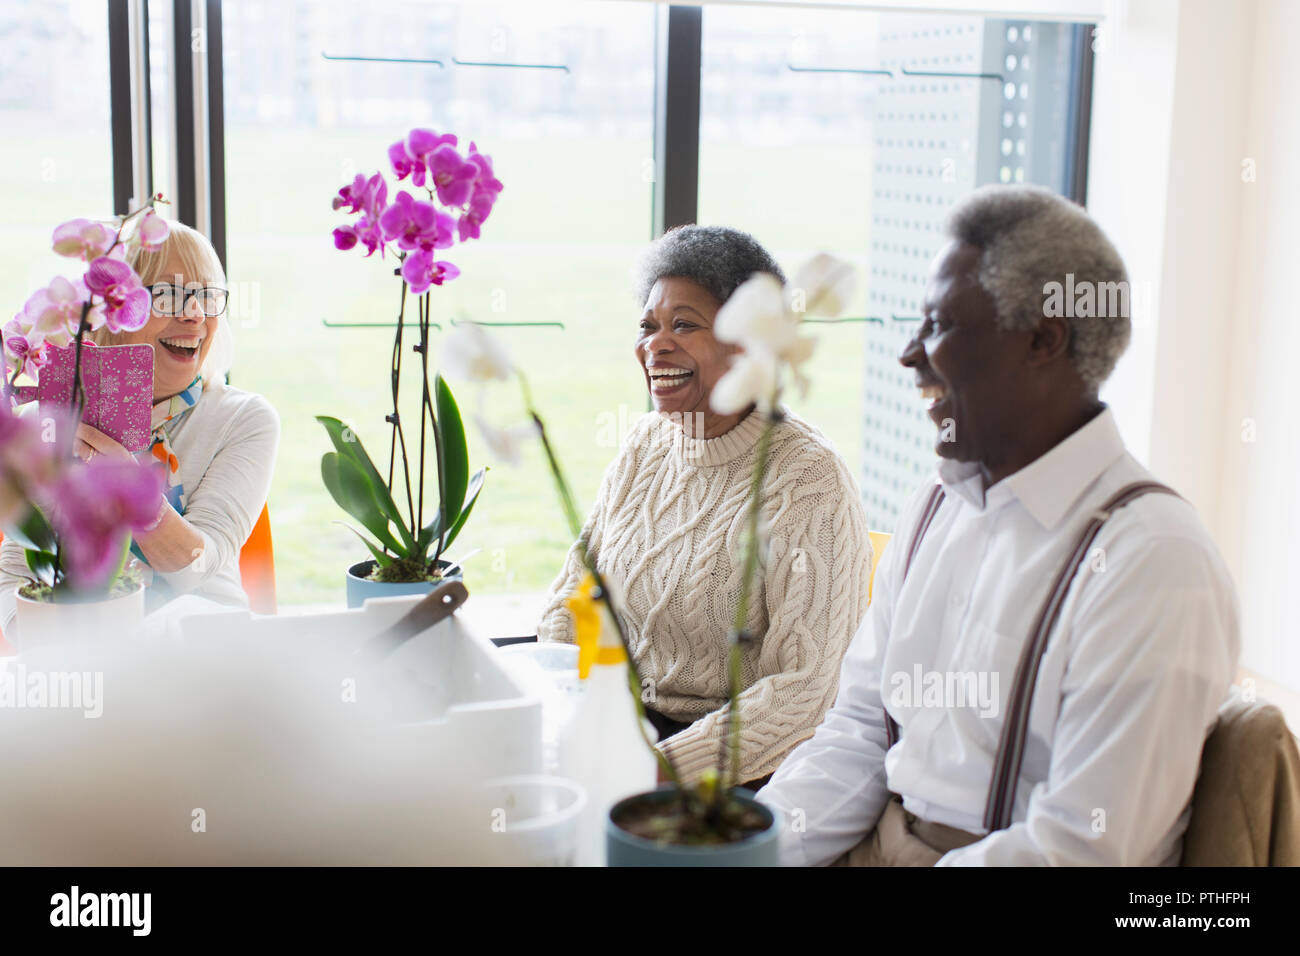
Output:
top-left (1182, 690), bottom-right (1300, 866)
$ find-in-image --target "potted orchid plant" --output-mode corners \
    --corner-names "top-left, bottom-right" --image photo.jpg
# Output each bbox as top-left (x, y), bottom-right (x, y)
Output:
top-left (440, 253), bottom-right (856, 865)
top-left (323, 128), bottom-right (501, 608)
top-left (2, 203), bottom-right (173, 642)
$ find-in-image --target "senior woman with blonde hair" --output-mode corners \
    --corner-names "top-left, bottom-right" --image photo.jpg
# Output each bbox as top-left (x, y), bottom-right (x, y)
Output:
top-left (0, 221), bottom-right (279, 636)
top-left (538, 225), bottom-right (872, 788)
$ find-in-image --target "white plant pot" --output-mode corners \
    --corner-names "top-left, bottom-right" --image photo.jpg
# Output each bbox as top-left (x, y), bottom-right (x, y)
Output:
top-left (14, 585), bottom-right (146, 648)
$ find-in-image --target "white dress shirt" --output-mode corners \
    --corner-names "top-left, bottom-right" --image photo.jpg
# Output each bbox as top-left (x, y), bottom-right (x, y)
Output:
top-left (757, 407), bottom-right (1240, 866)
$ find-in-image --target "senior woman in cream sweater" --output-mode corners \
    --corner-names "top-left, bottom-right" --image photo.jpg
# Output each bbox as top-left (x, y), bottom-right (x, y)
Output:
top-left (539, 225), bottom-right (871, 788)
top-left (0, 222), bottom-right (279, 639)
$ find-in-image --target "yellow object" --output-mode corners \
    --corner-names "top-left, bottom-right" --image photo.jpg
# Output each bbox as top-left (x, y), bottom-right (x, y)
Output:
top-left (595, 645), bottom-right (626, 666)
top-left (566, 573), bottom-right (627, 679)
top-left (868, 531), bottom-right (892, 604)
top-left (566, 573), bottom-right (601, 679)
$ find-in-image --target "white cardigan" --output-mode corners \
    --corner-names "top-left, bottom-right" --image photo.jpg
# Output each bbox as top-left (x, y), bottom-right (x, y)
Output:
top-left (0, 380), bottom-right (279, 639)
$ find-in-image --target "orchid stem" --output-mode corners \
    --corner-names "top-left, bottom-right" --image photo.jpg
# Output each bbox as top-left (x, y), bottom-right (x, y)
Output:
top-left (715, 400), bottom-right (777, 807)
top-left (53, 302), bottom-right (95, 589)
top-left (388, 263), bottom-right (417, 538)
top-left (421, 291), bottom-right (448, 567)
top-left (416, 293), bottom-right (428, 538)
top-left (517, 369), bottom-right (683, 789)
top-left (386, 276), bottom-right (405, 542)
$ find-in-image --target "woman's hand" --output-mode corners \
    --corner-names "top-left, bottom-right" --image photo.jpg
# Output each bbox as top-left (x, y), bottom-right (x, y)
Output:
top-left (75, 423), bottom-right (135, 464)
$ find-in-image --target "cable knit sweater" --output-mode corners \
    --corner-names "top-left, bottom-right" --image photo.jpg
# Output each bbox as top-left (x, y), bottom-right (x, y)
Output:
top-left (538, 406), bottom-right (871, 784)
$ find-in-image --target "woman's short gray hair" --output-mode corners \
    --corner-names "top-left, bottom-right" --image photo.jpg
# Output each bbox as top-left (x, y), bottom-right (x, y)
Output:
top-left (945, 185), bottom-right (1130, 389)
top-left (633, 225), bottom-right (786, 308)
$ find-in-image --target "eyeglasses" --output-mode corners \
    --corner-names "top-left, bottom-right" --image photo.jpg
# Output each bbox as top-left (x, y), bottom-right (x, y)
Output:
top-left (150, 283), bottom-right (228, 317)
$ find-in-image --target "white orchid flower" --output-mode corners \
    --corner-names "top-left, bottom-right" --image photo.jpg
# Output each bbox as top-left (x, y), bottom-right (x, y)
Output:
top-left (784, 336), bottom-right (816, 399)
top-left (714, 273), bottom-right (799, 356)
top-left (712, 263), bottom-right (836, 408)
top-left (710, 352), bottom-right (778, 416)
top-left (441, 321), bottom-right (513, 383)
top-left (473, 410), bottom-right (538, 467)
top-left (788, 252), bottom-right (857, 318)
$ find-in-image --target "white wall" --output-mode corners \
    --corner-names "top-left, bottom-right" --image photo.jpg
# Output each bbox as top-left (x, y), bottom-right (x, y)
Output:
top-left (1090, 0), bottom-right (1300, 693)
top-left (1090, 0), bottom-right (1181, 465)
top-left (1216, 0), bottom-right (1300, 692)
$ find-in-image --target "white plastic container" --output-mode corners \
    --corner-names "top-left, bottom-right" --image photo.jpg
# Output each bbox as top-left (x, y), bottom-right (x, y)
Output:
top-left (177, 594), bottom-right (542, 781)
top-left (496, 642), bottom-right (581, 772)
top-left (555, 603), bottom-right (657, 866)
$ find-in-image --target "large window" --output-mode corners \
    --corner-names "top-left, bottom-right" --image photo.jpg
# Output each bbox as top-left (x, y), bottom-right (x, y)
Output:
top-left (224, 1), bottom-right (1089, 606)
top-left (0, 0), bottom-right (114, 316)
top-left (699, 5), bottom-right (879, 480)
top-left (698, 7), bottom-right (1086, 530)
top-left (4, 1), bottom-right (1090, 608)
top-left (220, 0), bottom-right (656, 605)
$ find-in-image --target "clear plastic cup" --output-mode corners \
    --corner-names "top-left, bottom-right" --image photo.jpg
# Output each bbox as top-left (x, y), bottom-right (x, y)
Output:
top-left (476, 774), bottom-right (588, 866)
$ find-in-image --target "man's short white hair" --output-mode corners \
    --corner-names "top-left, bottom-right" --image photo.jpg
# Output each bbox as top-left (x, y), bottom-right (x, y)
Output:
top-left (944, 185), bottom-right (1130, 389)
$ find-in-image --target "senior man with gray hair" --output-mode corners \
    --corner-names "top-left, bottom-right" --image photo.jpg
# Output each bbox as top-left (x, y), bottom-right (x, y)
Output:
top-left (757, 185), bottom-right (1239, 866)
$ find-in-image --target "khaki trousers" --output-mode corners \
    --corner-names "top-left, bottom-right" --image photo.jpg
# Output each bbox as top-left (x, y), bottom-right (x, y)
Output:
top-left (832, 796), bottom-right (982, 867)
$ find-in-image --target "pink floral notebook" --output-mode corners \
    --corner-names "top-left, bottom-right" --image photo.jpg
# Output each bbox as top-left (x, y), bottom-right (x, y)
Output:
top-left (34, 344), bottom-right (154, 452)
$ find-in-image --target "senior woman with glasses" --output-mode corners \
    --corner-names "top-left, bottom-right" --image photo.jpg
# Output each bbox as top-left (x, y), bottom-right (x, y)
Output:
top-left (0, 222), bottom-right (280, 637)
top-left (538, 225), bottom-right (872, 789)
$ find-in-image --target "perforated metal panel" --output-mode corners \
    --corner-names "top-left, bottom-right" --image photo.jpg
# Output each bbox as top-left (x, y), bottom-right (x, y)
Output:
top-left (859, 16), bottom-right (1080, 530)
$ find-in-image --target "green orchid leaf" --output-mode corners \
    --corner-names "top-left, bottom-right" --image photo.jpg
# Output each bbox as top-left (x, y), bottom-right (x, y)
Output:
top-left (316, 416), bottom-right (416, 552)
top-left (434, 375), bottom-right (469, 530)
top-left (334, 521), bottom-right (394, 569)
top-left (6, 507), bottom-right (57, 552)
top-left (24, 548), bottom-right (57, 588)
top-left (442, 467), bottom-right (486, 553)
top-left (417, 515), bottom-right (442, 558)
top-left (321, 452), bottom-right (405, 556)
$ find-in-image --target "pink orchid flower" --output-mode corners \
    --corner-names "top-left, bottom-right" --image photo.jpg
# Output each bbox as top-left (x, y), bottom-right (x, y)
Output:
top-left (4, 336), bottom-right (27, 363)
top-left (85, 257), bottom-right (150, 333)
top-left (429, 259), bottom-right (460, 287)
top-left (17, 276), bottom-right (96, 349)
top-left (51, 456), bottom-right (166, 591)
top-left (136, 210), bottom-right (170, 251)
top-left (332, 172), bottom-right (388, 219)
top-left (333, 212), bottom-right (388, 257)
top-left (0, 404), bottom-right (72, 509)
top-left (466, 142), bottom-right (504, 196)
top-left (333, 174), bottom-right (368, 213)
top-left (388, 129), bottom-right (459, 186)
top-left (380, 191), bottom-right (454, 252)
top-left (333, 225), bottom-right (359, 251)
top-left (356, 215), bottom-right (386, 257)
top-left (401, 250), bottom-right (460, 295)
top-left (457, 189), bottom-right (498, 242)
top-left (4, 314), bottom-right (52, 379)
top-left (427, 144), bottom-right (479, 207)
top-left (51, 218), bottom-right (115, 262)
top-left (0, 411), bottom-right (57, 526)
top-left (3, 317), bottom-right (30, 359)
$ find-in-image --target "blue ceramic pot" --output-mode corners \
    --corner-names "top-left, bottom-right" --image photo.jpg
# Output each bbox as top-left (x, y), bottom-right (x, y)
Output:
top-left (606, 786), bottom-right (780, 867)
top-left (345, 559), bottom-right (462, 609)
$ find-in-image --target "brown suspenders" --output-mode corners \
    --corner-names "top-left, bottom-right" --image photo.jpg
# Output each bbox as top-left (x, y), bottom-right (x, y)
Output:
top-left (883, 479), bottom-right (1180, 832)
